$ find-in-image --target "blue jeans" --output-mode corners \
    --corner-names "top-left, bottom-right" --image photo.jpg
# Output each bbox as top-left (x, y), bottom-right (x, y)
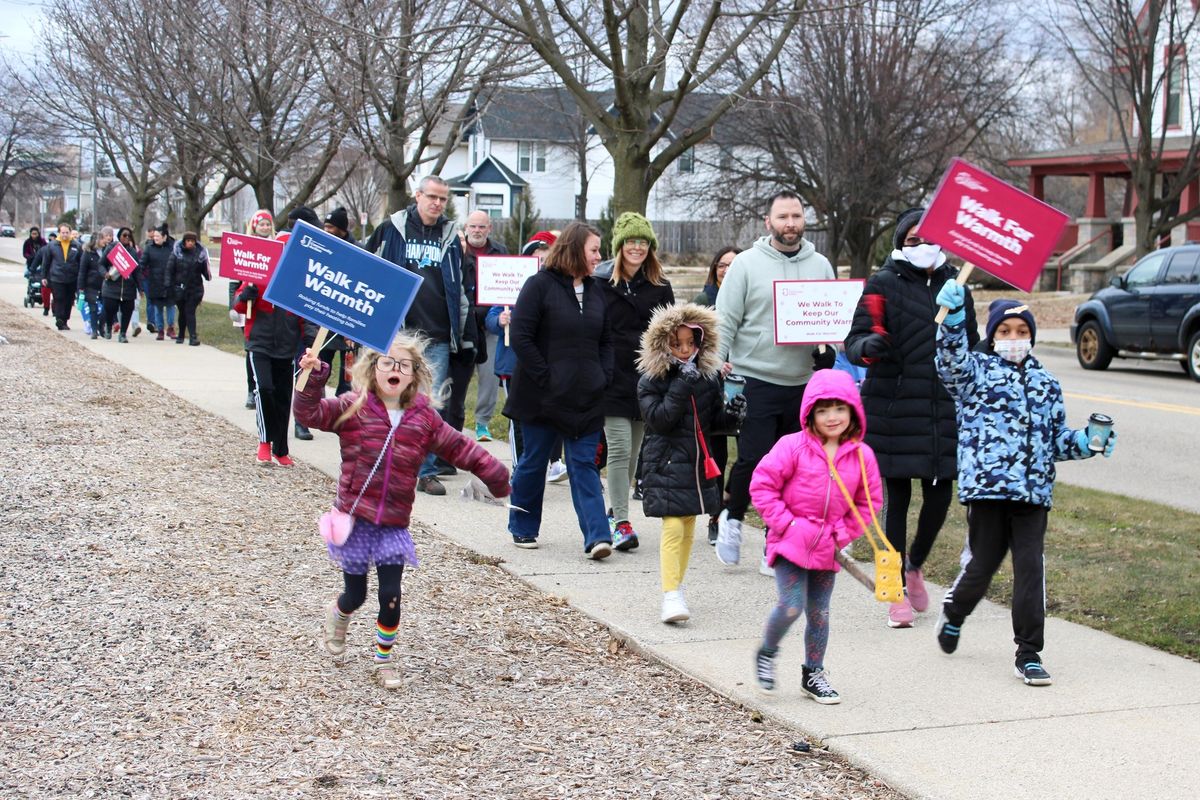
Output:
top-left (508, 421), bottom-right (611, 551)
top-left (419, 340), bottom-right (451, 479)
top-left (147, 301), bottom-right (176, 330)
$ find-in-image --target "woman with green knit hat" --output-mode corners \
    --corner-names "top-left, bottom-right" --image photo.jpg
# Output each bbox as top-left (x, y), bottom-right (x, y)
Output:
top-left (596, 212), bottom-right (675, 552)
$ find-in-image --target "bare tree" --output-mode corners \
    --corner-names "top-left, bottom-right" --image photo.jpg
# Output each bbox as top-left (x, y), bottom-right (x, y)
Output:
top-left (320, 144), bottom-right (389, 238)
top-left (472, 0), bottom-right (806, 215)
top-left (0, 61), bottom-right (65, 220)
top-left (1055, 0), bottom-right (1200, 255)
top-left (712, 0), bottom-right (1031, 277)
top-left (308, 0), bottom-right (522, 214)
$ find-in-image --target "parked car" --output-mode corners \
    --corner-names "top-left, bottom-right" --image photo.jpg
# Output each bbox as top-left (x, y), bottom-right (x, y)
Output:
top-left (1071, 243), bottom-right (1200, 381)
top-left (0, 224), bottom-right (14, 237)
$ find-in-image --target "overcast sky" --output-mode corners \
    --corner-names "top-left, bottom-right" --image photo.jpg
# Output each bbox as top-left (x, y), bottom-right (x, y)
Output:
top-left (0, 0), bottom-right (44, 58)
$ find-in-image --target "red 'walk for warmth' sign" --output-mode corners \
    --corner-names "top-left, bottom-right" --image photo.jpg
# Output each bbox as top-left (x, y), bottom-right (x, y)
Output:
top-left (918, 158), bottom-right (1070, 293)
top-left (218, 232), bottom-right (284, 285)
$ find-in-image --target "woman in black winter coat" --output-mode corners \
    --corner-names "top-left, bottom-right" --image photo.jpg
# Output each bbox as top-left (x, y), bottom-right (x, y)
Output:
top-left (77, 227), bottom-right (113, 339)
top-left (504, 221), bottom-right (615, 559)
top-left (843, 207), bottom-right (979, 629)
top-left (100, 228), bottom-right (143, 343)
top-left (139, 228), bottom-right (176, 339)
top-left (596, 212), bottom-right (675, 552)
top-left (22, 227), bottom-right (47, 270)
top-left (167, 232), bottom-right (211, 345)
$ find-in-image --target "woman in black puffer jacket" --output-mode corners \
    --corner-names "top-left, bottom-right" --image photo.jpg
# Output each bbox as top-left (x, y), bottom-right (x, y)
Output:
top-left (77, 227), bottom-right (113, 339)
top-left (167, 232), bottom-right (211, 345)
top-left (100, 228), bottom-right (142, 342)
top-left (843, 207), bottom-right (979, 628)
top-left (637, 302), bottom-right (739, 624)
top-left (596, 212), bottom-right (674, 551)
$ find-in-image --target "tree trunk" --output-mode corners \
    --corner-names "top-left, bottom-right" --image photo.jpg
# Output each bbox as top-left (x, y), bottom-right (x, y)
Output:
top-left (182, 181), bottom-right (205, 241)
top-left (387, 172), bottom-right (410, 216)
top-left (609, 141), bottom-right (651, 216)
top-left (253, 178), bottom-right (274, 219)
top-left (1132, 169), bottom-right (1157, 257)
top-left (844, 230), bottom-right (877, 280)
top-left (129, 196), bottom-right (150, 241)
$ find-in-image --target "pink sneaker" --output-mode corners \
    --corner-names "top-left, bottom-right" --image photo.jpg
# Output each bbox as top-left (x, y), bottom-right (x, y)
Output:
top-left (256, 442), bottom-right (272, 466)
top-left (906, 569), bottom-right (929, 612)
top-left (887, 598), bottom-right (915, 628)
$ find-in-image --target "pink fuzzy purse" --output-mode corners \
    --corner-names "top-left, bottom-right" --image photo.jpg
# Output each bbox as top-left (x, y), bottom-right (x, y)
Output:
top-left (319, 423), bottom-right (399, 547)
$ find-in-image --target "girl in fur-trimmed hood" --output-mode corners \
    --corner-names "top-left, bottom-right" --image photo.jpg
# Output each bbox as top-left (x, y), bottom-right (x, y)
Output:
top-left (637, 303), bottom-right (745, 624)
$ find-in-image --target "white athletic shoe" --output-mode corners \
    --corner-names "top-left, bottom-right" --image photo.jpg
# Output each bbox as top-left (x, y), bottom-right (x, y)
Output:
top-left (546, 460), bottom-right (568, 483)
top-left (714, 509), bottom-right (742, 566)
top-left (661, 590), bottom-right (690, 623)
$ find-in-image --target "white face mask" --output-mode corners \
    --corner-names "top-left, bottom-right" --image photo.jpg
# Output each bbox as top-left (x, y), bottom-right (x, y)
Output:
top-left (993, 338), bottom-right (1033, 364)
top-left (901, 243), bottom-right (943, 269)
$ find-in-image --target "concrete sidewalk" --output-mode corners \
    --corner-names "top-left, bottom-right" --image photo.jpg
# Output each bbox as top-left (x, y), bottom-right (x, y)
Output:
top-left (1, 262), bottom-right (1196, 800)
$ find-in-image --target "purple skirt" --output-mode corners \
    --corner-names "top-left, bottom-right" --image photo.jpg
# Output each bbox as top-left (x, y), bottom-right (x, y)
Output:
top-left (328, 519), bottom-right (419, 575)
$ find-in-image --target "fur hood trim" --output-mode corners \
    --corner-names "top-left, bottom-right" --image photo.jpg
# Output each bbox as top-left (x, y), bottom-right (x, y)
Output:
top-left (637, 302), bottom-right (722, 379)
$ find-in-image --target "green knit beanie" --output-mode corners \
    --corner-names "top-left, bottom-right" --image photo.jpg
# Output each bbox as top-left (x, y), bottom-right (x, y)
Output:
top-left (611, 211), bottom-right (657, 252)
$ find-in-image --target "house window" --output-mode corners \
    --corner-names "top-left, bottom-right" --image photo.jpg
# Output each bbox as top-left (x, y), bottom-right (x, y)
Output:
top-left (518, 141), bottom-right (546, 173)
top-left (677, 147), bottom-right (695, 173)
top-left (476, 193), bottom-right (504, 219)
top-left (1165, 53), bottom-right (1184, 128)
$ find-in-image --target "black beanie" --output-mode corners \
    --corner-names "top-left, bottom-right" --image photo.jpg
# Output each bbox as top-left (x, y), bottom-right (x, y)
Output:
top-left (892, 207), bottom-right (925, 250)
top-left (985, 299), bottom-right (1037, 346)
top-left (287, 206), bottom-right (320, 228)
top-left (324, 206), bottom-right (350, 232)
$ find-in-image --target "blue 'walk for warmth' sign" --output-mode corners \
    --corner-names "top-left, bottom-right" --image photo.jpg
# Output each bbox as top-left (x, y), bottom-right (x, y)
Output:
top-left (263, 220), bottom-right (423, 353)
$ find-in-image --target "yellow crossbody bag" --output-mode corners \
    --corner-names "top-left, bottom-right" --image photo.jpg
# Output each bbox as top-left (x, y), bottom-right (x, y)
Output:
top-left (828, 449), bottom-right (903, 603)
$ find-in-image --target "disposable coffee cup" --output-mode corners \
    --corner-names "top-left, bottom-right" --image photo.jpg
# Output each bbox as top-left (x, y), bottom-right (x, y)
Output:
top-left (724, 374), bottom-right (746, 402)
top-left (1086, 413), bottom-right (1114, 452)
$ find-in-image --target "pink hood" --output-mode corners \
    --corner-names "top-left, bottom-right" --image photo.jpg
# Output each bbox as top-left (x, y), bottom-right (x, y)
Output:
top-left (749, 368), bottom-right (882, 572)
top-left (798, 368), bottom-right (868, 441)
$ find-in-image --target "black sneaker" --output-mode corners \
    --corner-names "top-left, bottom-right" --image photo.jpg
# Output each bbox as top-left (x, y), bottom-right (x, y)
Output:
top-left (754, 647), bottom-right (777, 693)
top-left (801, 666), bottom-right (841, 704)
top-left (708, 516), bottom-right (719, 546)
top-left (146, 322), bottom-right (157, 334)
top-left (512, 535), bottom-right (538, 549)
top-left (936, 611), bottom-right (962, 654)
top-left (417, 476), bottom-right (446, 496)
top-left (1015, 661), bottom-right (1052, 686)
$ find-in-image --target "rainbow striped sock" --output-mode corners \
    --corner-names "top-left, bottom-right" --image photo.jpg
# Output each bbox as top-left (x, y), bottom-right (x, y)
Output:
top-left (374, 620), bottom-right (399, 662)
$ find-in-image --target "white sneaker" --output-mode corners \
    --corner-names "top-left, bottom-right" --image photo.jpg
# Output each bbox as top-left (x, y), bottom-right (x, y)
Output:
top-left (714, 509), bottom-right (742, 565)
top-left (661, 590), bottom-right (690, 623)
top-left (759, 555), bottom-right (776, 578)
top-left (546, 460), bottom-right (568, 483)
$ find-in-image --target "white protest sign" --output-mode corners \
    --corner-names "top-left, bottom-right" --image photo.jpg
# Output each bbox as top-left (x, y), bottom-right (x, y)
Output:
top-left (773, 280), bottom-right (865, 345)
top-left (476, 255), bottom-right (540, 307)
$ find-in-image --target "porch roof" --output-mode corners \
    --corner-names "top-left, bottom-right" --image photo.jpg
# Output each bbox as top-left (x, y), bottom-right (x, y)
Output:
top-left (1007, 135), bottom-right (1198, 175)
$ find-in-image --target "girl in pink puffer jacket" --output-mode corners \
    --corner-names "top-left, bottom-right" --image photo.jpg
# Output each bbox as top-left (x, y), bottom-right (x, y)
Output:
top-left (748, 369), bottom-right (882, 704)
top-left (295, 331), bottom-right (510, 689)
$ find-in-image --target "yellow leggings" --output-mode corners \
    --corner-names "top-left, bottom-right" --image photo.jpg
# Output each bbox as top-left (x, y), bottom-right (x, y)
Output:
top-left (660, 516), bottom-right (696, 592)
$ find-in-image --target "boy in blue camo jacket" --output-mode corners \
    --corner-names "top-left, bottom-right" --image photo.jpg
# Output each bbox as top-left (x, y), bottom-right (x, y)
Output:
top-left (932, 283), bottom-right (1116, 686)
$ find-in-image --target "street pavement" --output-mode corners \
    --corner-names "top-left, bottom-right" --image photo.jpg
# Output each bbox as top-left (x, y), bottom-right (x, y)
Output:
top-left (1, 249), bottom-right (1197, 800)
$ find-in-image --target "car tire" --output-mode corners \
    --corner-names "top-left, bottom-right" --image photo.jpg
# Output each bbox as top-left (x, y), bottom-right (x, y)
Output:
top-left (1186, 330), bottom-right (1200, 382)
top-left (1076, 320), bottom-right (1114, 370)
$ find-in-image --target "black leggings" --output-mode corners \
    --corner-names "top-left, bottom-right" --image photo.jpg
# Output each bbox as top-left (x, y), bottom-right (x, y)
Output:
top-left (337, 564), bottom-right (404, 627)
top-left (884, 477), bottom-right (955, 578)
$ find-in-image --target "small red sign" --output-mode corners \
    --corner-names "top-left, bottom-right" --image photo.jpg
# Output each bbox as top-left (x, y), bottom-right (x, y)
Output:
top-left (919, 158), bottom-right (1070, 292)
top-left (107, 243), bottom-right (138, 279)
top-left (219, 232), bottom-right (284, 284)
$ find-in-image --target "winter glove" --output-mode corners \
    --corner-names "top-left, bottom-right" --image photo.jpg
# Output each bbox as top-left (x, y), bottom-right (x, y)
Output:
top-left (812, 345), bottom-right (837, 371)
top-left (862, 333), bottom-right (890, 358)
top-left (724, 393), bottom-right (748, 425)
top-left (678, 359), bottom-right (701, 384)
top-left (935, 281), bottom-right (966, 326)
top-left (1075, 428), bottom-right (1117, 458)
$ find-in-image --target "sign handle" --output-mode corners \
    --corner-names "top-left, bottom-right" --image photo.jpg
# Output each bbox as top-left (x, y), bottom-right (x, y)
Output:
top-left (503, 306), bottom-right (510, 347)
top-left (933, 263), bottom-right (975, 324)
top-left (296, 326), bottom-right (329, 391)
top-left (245, 302), bottom-right (252, 320)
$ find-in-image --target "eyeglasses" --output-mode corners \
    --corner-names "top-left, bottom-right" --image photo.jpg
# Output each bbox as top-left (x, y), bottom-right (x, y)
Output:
top-left (376, 357), bottom-right (415, 374)
top-left (624, 238), bottom-right (650, 248)
top-left (904, 236), bottom-right (930, 246)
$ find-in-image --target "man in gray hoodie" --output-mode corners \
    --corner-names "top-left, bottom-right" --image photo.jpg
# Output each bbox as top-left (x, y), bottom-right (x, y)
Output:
top-left (714, 190), bottom-right (837, 569)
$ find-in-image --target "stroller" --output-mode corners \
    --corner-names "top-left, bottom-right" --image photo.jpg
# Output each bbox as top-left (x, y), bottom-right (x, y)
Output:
top-left (22, 266), bottom-right (44, 309)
